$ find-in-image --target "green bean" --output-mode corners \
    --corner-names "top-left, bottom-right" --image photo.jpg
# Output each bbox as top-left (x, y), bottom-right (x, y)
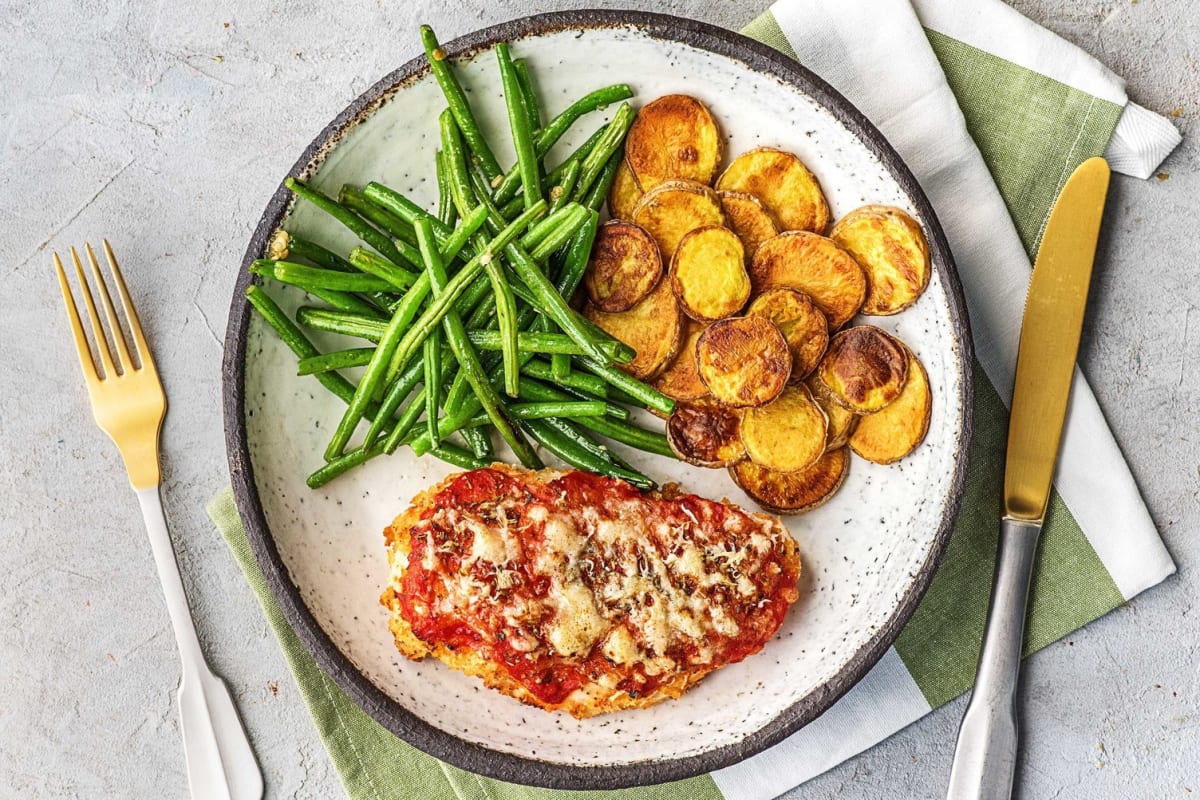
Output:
top-left (571, 103), bottom-right (635, 202)
top-left (250, 260), bottom-right (385, 319)
top-left (280, 233), bottom-right (353, 272)
top-left (440, 111), bottom-right (522, 397)
top-left (520, 358), bottom-right (607, 397)
top-left (339, 184), bottom-right (420, 250)
top-left (522, 418), bottom-right (653, 489)
top-left (381, 382), bottom-right (431, 455)
top-left (518, 377), bottom-right (674, 457)
top-left (493, 85), bottom-right (634, 204)
top-left (502, 274), bottom-right (626, 363)
top-left (429, 443), bottom-right (490, 471)
top-left (581, 149), bottom-right (622, 211)
top-left (245, 286), bottom-right (385, 426)
top-left (297, 347), bottom-right (375, 375)
top-left (554, 209), bottom-right (600, 299)
top-left (381, 200), bottom-right (547, 384)
top-left (515, 401), bottom-right (607, 419)
top-left (365, 356), bottom-right (432, 450)
top-left (496, 124), bottom-right (609, 218)
top-left (497, 43), bottom-right (542, 209)
top-left (549, 160), bottom-right (581, 214)
top-left (324, 268), bottom-right (427, 459)
top-left (512, 58), bottom-right (542, 135)
top-left (460, 425), bottom-right (493, 460)
top-left (345, 248), bottom-right (419, 291)
top-left (535, 416), bottom-right (615, 460)
top-left (423, 327), bottom-right (442, 447)
top-left (283, 234), bottom-right (398, 312)
top-left (307, 441), bottom-right (383, 489)
top-left (268, 260), bottom-right (396, 293)
top-left (462, 330), bottom-right (618, 356)
top-left (435, 150), bottom-right (457, 229)
top-left (578, 357), bottom-right (676, 415)
top-left (285, 178), bottom-right (411, 269)
top-left (439, 204), bottom-right (489, 263)
top-left (550, 352), bottom-right (571, 381)
top-left (414, 217), bottom-right (541, 467)
top-left (362, 182), bottom-right (452, 249)
top-left (296, 307), bottom-right (386, 342)
top-left (420, 25), bottom-right (503, 181)
top-left (554, 383), bottom-right (629, 419)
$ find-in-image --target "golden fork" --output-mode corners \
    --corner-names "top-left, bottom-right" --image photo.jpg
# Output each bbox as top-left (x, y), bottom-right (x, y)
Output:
top-left (55, 241), bottom-right (263, 800)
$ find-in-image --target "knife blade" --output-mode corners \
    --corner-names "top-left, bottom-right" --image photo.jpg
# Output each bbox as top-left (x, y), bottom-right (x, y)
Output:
top-left (1005, 156), bottom-right (1112, 522)
top-left (947, 156), bottom-right (1111, 800)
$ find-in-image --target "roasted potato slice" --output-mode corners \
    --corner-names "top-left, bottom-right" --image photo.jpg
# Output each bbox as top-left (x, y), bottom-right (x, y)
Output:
top-left (607, 159), bottom-right (644, 222)
top-left (850, 347), bottom-right (931, 463)
top-left (716, 147), bottom-right (830, 233)
top-left (731, 448), bottom-right (849, 514)
top-left (751, 231), bottom-right (867, 329)
top-left (670, 226), bottom-right (750, 322)
top-left (741, 385), bottom-right (828, 473)
top-left (631, 180), bottom-right (726, 260)
top-left (583, 221), bottom-right (663, 313)
top-left (696, 316), bottom-right (791, 407)
top-left (719, 191), bottom-right (779, 257)
top-left (746, 288), bottom-right (829, 381)
top-left (583, 279), bottom-right (682, 380)
top-left (806, 374), bottom-right (859, 450)
top-left (652, 317), bottom-right (709, 402)
top-left (624, 94), bottom-right (721, 190)
top-left (666, 398), bottom-right (746, 467)
top-left (830, 205), bottom-right (931, 315)
top-left (817, 325), bottom-right (909, 413)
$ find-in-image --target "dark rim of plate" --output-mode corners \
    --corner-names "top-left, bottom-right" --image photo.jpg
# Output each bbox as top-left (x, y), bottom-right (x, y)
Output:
top-left (222, 9), bottom-right (975, 790)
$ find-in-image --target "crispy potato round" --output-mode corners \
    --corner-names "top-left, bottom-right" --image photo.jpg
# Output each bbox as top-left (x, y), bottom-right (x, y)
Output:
top-left (696, 317), bottom-right (791, 407)
top-left (751, 231), bottom-right (867, 329)
top-left (830, 205), bottom-right (931, 315)
top-left (817, 326), bottom-right (910, 413)
top-left (666, 398), bottom-right (746, 467)
top-left (741, 385), bottom-right (828, 473)
top-left (718, 191), bottom-right (779, 257)
top-left (652, 317), bottom-right (709, 402)
top-left (583, 278), bottom-right (682, 380)
top-left (731, 447), bottom-right (849, 514)
top-left (631, 180), bottom-right (726, 260)
top-left (607, 158), bottom-right (644, 221)
top-left (850, 348), bottom-right (931, 463)
top-left (583, 221), bottom-right (663, 313)
top-left (716, 147), bottom-right (830, 234)
top-left (746, 288), bottom-right (829, 381)
top-left (806, 374), bottom-right (859, 450)
top-left (670, 226), bottom-right (750, 322)
top-left (625, 94), bottom-right (721, 190)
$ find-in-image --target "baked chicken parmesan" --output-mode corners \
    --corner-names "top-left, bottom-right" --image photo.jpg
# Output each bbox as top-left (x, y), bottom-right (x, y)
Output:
top-left (381, 465), bottom-right (802, 718)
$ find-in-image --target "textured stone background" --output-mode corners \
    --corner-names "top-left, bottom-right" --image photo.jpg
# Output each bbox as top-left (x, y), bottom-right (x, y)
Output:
top-left (1, 1), bottom-right (1195, 797)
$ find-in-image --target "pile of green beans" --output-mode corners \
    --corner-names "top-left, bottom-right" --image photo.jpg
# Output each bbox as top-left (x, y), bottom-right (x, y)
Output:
top-left (247, 25), bottom-right (675, 490)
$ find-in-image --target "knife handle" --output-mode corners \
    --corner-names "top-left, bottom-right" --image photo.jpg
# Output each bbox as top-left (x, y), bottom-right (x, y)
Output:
top-left (946, 517), bottom-right (1042, 800)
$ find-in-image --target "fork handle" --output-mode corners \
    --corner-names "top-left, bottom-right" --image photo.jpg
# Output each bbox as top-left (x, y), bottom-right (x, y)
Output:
top-left (136, 488), bottom-right (263, 800)
top-left (946, 517), bottom-right (1042, 800)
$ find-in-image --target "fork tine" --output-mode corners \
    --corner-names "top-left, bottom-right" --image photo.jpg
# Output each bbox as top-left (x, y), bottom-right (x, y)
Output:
top-left (70, 246), bottom-right (118, 379)
top-left (85, 242), bottom-right (134, 371)
top-left (101, 239), bottom-right (155, 371)
top-left (54, 252), bottom-right (101, 386)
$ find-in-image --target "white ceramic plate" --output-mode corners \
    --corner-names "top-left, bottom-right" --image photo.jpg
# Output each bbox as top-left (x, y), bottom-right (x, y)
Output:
top-left (223, 11), bottom-right (972, 789)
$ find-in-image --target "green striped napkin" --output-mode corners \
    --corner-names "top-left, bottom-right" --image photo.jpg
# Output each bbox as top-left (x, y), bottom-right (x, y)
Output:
top-left (209, 1), bottom-right (1179, 797)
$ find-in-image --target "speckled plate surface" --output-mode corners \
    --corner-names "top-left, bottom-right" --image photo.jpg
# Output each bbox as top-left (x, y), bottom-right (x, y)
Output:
top-left (223, 10), bottom-right (973, 790)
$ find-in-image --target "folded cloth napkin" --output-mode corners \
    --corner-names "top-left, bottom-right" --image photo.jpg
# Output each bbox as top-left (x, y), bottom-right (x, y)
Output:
top-left (209, 1), bottom-right (1180, 797)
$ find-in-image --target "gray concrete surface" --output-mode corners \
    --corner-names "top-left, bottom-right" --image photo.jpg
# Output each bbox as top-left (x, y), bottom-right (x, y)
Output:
top-left (0, 1), bottom-right (1195, 797)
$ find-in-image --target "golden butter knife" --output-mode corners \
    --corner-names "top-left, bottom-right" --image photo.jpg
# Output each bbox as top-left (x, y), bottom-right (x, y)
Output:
top-left (946, 157), bottom-right (1111, 800)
